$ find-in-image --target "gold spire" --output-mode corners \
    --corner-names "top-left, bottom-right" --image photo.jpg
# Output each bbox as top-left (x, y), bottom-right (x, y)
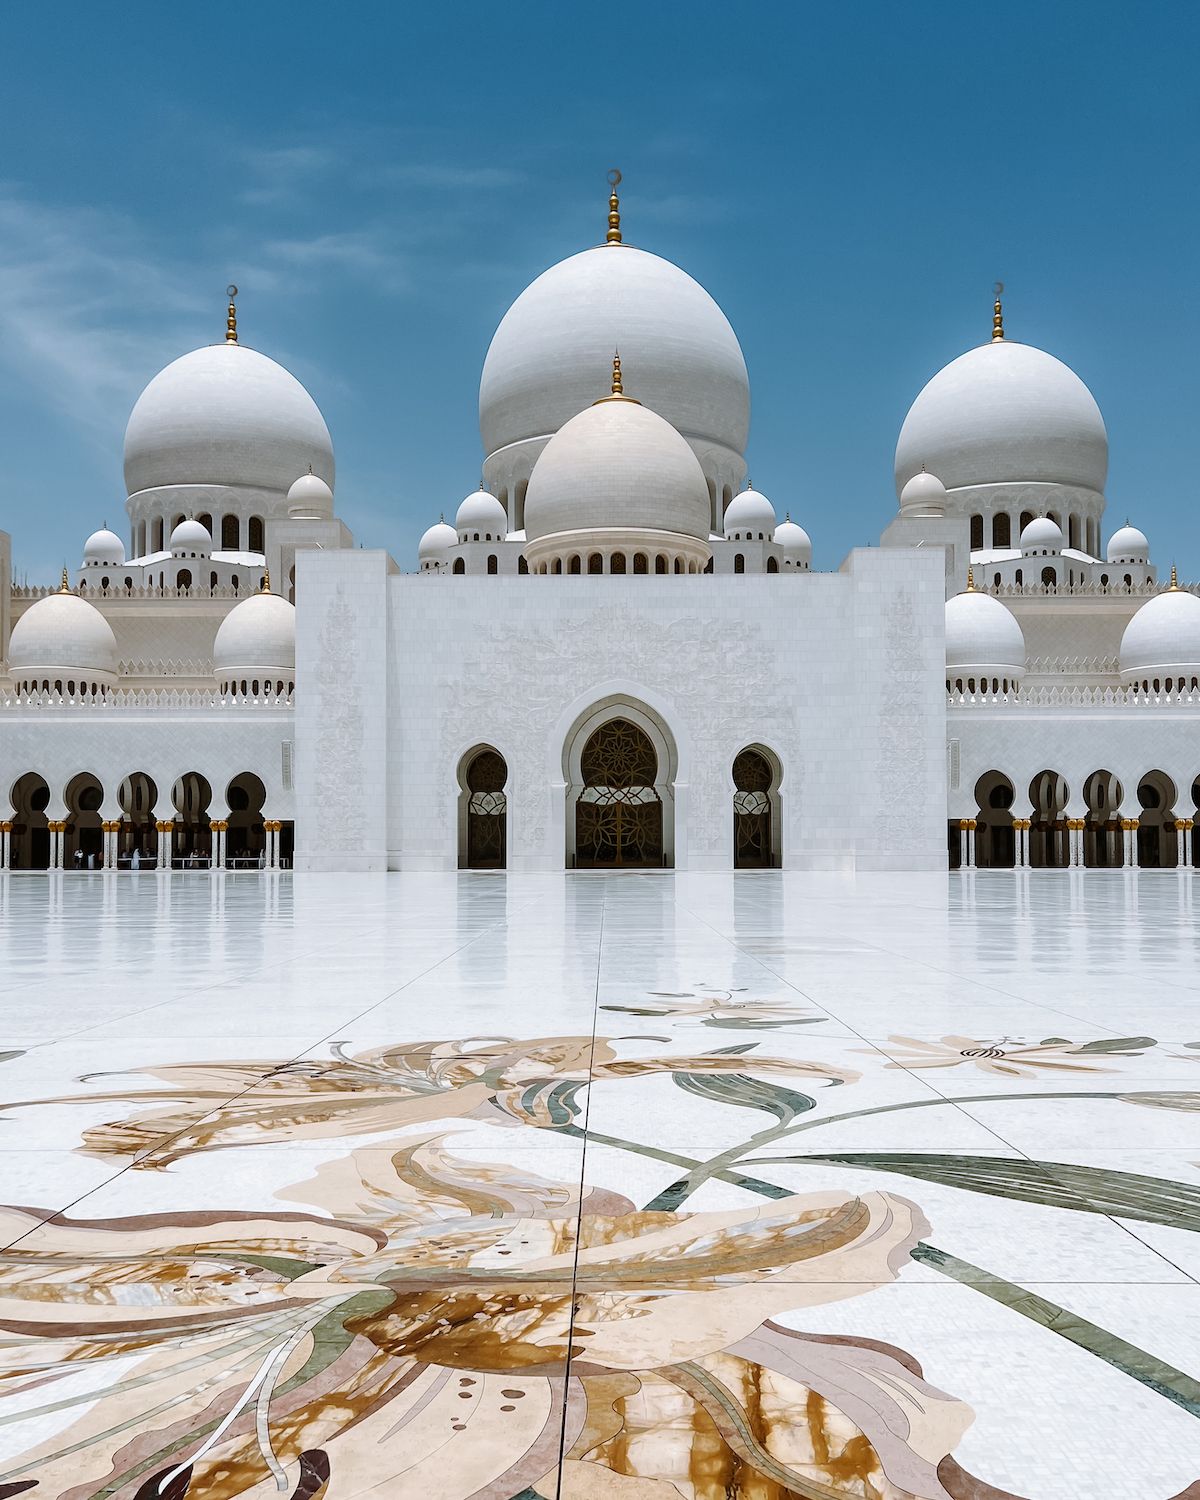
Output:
top-left (1170, 563), bottom-right (1179, 590)
top-left (966, 566), bottom-right (976, 591)
top-left (261, 566), bottom-right (270, 594)
top-left (225, 284), bottom-right (239, 343)
top-left (992, 281), bottom-right (1005, 342)
top-left (606, 168), bottom-right (622, 244)
top-left (59, 567), bottom-right (70, 593)
top-left (593, 350), bottom-right (640, 405)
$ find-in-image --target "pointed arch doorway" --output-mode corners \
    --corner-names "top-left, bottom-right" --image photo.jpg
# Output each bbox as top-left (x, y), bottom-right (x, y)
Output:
top-left (565, 704), bottom-right (675, 869)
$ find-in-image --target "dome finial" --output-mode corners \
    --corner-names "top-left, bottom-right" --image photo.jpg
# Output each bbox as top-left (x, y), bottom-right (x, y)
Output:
top-left (606, 168), bottom-right (622, 245)
top-left (992, 281), bottom-right (1005, 342)
top-left (60, 566), bottom-right (70, 593)
top-left (611, 349), bottom-right (623, 395)
top-left (261, 566), bottom-right (270, 594)
top-left (225, 284), bottom-right (239, 344)
top-left (966, 565), bottom-right (976, 591)
top-left (1170, 563), bottom-right (1179, 591)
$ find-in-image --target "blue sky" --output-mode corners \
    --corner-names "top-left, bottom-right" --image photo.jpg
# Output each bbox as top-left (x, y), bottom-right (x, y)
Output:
top-left (2, 1), bottom-right (1197, 579)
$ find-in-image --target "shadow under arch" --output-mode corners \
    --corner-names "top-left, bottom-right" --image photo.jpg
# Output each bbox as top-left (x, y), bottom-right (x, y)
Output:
top-left (562, 696), bottom-right (677, 870)
top-left (732, 743), bottom-right (783, 868)
top-left (457, 745), bottom-right (508, 870)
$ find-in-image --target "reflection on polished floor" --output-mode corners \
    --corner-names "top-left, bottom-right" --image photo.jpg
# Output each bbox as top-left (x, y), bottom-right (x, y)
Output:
top-left (0, 870), bottom-right (1198, 1499)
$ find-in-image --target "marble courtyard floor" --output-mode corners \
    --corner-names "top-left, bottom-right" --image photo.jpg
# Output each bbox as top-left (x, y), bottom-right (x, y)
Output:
top-left (1, 872), bottom-right (1198, 1500)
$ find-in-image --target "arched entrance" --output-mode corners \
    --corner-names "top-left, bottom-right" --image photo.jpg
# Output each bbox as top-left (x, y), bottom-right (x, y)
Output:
top-left (1028, 770), bottom-right (1069, 869)
top-left (64, 773), bottom-right (104, 869)
top-left (459, 747), bottom-right (507, 869)
top-left (570, 715), bottom-right (667, 869)
top-left (1136, 771), bottom-right (1178, 868)
top-left (8, 774), bottom-right (50, 870)
top-left (973, 771), bottom-right (1015, 868)
top-left (1083, 770), bottom-right (1123, 868)
top-left (226, 772), bottom-right (267, 866)
top-left (171, 772), bottom-right (212, 868)
top-left (118, 772), bottom-right (158, 868)
top-left (733, 746), bottom-right (780, 868)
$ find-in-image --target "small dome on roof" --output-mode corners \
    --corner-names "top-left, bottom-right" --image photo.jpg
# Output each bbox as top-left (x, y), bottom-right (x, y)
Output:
top-left (169, 518), bottom-right (212, 554)
top-left (1107, 524), bottom-right (1149, 564)
top-left (8, 583), bottom-right (118, 692)
top-left (1020, 515), bottom-right (1063, 554)
top-left (723, 486), bottom-right (776, 540)
top-left (287, 470), bottom-right (334, 519)
top-left (773, 516), bottom-right (812, 568)
top-left (524, 388), bottom-right (710, 543)
top-left (1119, 577), bottom-right (1200, 685)
top-left (418, 519), bottom-right (459, 568)
top-left (899, 469), bottom-right (948, 515)
top-left (455, 489), bottom-right (507, 541)
top-left (213, 588), bottom-right (296, 691)
top-left (83, 527), bottom-right (125, 566)
top-left (945, 584), bottom-right (1026, 680)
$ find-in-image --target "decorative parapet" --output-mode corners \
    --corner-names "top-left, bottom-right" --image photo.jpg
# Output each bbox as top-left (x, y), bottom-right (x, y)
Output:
top-left (981, 580), bottom-right (1195, 599)
top-left (948, 683), bottom-right (1200, 709)
top-left (11, 582), bottom-right (258, 601)
top-left (116, 658), bottom-right (214, 676)
top-left (0, 687), bottom-right (293, 712)
top-left (1024, 655), bottom-right (1121, 676)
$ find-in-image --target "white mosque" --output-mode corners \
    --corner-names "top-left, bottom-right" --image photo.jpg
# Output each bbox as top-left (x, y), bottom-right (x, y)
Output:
top-left (1, 176), bottom-right (1196, 875)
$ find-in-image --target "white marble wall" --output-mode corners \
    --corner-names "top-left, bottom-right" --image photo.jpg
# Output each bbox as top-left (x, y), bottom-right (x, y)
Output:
top-left (294, 546), bottom-right (948, 872)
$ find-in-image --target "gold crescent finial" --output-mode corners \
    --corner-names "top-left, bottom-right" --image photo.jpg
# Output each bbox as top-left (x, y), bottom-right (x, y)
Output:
top-left (60, 566), bottom-right (70, 593)
top-left (611, 349), bottom-right (623, 395)
top-left (226, 284), bottom-right (239, 344)
top-left (966, 565), bottom-right (976, 591)
top-left (1170, 563), bottom-right (1179, 590)
top-left (606, 168), bottom-right (622, 244)
top-left (992, 281), bottom-right (1004, 342)
top-left (261, 566), bottom-right (270, 593)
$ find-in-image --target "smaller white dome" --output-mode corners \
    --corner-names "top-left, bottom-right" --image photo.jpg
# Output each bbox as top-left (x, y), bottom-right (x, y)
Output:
top-left (723, 486), bottom-right (776, 540)
top-left (8, 587), bottom-right (119, 690)
top-left (1020, 515), bottom-right (1063, 554)
top-left (418, 519), bottom-right (459, 567)
top-left (899, 470), bottom-right (948, 515)
top-left (945, 586), bottom-right (1026, 680)
top-left (170, 518), bottom-right (212, 554)
top-left (213, 589), bottom-right (296, 689)
top-left (287, 470), bottom-right (334, 519)
top-left (1107, 524), bottom-right (1149, 564)
top-left (83, 527), bottom-right (125, 566)
top-left (773, 516), bottom-right (812, 567)
top-left (455, 489), bottom-right (507, 541)
top-left (1119, 582), bottom-right (1200, 684)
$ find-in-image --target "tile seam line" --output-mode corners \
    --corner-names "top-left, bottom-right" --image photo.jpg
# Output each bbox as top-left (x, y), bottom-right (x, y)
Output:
top-left (554, 881), bottom-right (605, 1497)
top-left (0, 900), bottom-right (530, 1256)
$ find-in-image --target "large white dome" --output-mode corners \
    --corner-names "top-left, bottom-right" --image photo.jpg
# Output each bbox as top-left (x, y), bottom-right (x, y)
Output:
top-left (213, 590), bottom-right (296, 687)
top-left (125, 343), bottom-right (335, 497)
top-left (1119, 584), bottom-right (1200, 684)
top-left (523, 394), bottom-right (711, 544)
top-left (8, 588), bottom-right (118, 689)
top-left (945, 587), bottom-right (1026, 678)
top-left (480, 246), bottom-right (749, 462)
top-left (895, 340), bottom-right (1108, 497)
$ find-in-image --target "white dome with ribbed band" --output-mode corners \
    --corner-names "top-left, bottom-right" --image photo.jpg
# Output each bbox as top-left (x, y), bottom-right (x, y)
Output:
top-left (1119, 588), bottom-right (1200, 682)
top-left (723, 487), bottom-right (776, 540)
top-left (895, 340), bottom-right (1107, 497)
top-left (125, 343), bottom-right (334, 497)
top-left (455, 490), bottom-right (507, 542)
top-left (8, 591), bottom-right (118, 686)
top-left (945, 588), bottom-right (1026, 676)
top-left (523, 396), bottom-right (710, 543)
top-left (480, 246), bottom-right (749, 461)
top-left (1107, 524), bottom-right (1150, 564)
top-left (213, 591), bottom-right (296, 681)
top-left (169, 518), bottom-right (212, 555)
top-left (82, 528), bottom-right (125, 565)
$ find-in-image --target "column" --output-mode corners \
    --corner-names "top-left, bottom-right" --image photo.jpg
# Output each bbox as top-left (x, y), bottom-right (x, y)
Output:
top-left (1176, 820), bottom-right (1192, 870)
top-left (0, 821), bottom-right (9, 870)
top-left (266, 819), bottom-right (279, 870)
top-left (156, 819), bottom-right (171, 870)
top-left (960, 818), bottom-right (976, 869)
top-left (210, 820), bottom-right (225, 870)
top-left (1122, 818), bottom-right (1138, 867)
top-left (1068, 818), bottom-right (1085, 867)
top-left (1012, 817), bottom-right (1030, 868)
top-left (50, 821), bottom-right (65, 870)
